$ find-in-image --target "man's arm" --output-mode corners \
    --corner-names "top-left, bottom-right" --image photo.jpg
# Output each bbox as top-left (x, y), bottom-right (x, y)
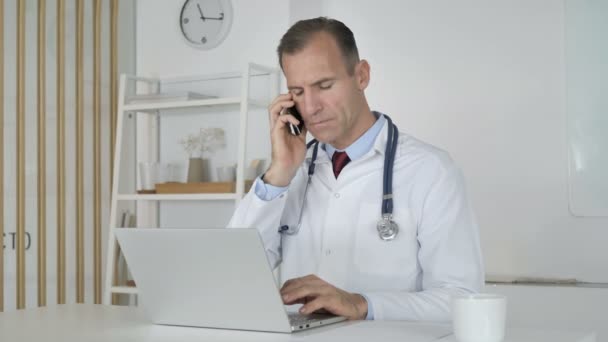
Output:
top-left (227, 92), bottom-right (308, 267)
top-left (227, 177), bottom-right (289, 268)
top-left (227, 168), bottom-right (308, 268)
top-left (363, 162), bottom-right (484, 321)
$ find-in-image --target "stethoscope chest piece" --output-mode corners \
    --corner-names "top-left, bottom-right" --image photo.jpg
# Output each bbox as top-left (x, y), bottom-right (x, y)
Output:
top-left (377, 214), bottom-right (399, 241)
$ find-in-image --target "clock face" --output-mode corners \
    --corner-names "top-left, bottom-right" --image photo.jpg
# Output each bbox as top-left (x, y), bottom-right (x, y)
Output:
top-left (179, 0), bottom-right (233, 50)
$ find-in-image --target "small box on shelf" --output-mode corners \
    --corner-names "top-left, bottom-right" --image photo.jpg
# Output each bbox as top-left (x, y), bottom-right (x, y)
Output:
top-left (136, 189), bottom-right (156, 194)
top-left (154, 181), bottom-right (254, 194)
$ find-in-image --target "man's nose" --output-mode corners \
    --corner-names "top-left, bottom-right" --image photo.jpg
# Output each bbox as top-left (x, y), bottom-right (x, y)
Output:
top-left (299, 91), bottom-right (322, 117)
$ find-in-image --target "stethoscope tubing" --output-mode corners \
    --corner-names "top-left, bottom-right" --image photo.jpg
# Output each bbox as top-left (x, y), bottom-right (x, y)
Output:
top-left (280, 114), bottom-right (398, 237)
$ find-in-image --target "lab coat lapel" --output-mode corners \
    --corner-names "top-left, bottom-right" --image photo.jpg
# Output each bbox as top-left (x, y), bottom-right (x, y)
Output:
top-left (305, 119), bottom-right (393, 190)
top-left (309, 148), bottom-right (336, 190)
top-left (332, 121), bottom-right (391, 189)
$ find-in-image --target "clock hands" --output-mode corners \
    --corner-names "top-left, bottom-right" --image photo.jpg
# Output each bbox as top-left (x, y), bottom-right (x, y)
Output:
top-left (196, 3), bottom-right (206, 21)
top-left (196, 3), bottom-right (224, 21)
top-left (203, 12), bottom-right (224, 20)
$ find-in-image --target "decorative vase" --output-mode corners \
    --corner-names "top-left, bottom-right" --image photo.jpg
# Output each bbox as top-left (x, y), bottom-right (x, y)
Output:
top-left (187, 158), bottom-right (209, 182)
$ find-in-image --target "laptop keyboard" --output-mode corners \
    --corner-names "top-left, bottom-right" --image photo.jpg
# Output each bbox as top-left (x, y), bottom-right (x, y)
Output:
top-left (287, 312), bottom-right (335, 325)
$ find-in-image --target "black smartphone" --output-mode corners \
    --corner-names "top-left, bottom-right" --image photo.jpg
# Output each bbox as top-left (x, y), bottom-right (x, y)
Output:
top-left (284, 106), bottom-right (304, 136)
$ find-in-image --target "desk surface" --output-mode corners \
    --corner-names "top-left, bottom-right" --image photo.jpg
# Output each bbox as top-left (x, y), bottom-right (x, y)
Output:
top-left (0, 304), bottom-right (597, 342)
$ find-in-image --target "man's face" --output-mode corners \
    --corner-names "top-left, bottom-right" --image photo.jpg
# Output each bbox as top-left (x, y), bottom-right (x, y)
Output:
top-left (282, 32), bottom-right (368, 149)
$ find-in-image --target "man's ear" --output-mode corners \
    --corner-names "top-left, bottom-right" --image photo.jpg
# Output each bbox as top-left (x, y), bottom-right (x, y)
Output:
top-left (355, 60), bottom-right (370, 91)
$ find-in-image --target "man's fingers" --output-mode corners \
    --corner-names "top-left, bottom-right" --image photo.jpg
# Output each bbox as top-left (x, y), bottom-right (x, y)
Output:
top-left (268, 93), bottom-right (292, 109)
top-left (281, 284), bottom-right (319, 304)
top-left (281, 283), bottom-right (335, 305)
top-left (281, 278), bottom-right (295, 289)
top-left (276, 113), bottom-right (301, 127)
top-left (268, 94), bottom-right (294, 129)
top-left (269, 99), bottom-right (295, 116)
top-left (299, 295), bottom-right (335, 315)
top-left (270, 113), bottom-right (298, 140)
top-left (267, 93), bottom-right (292, 114)
top-left (280, 275), bottom-right (307, 293)
top-left (280, 274), bottom-right (323, 296)
top-left (269, 101), bottom-right (295, 128)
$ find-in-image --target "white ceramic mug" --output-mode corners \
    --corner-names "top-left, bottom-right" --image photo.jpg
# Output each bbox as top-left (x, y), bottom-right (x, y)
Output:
top-left (452, 293), bottom-right (507, 342)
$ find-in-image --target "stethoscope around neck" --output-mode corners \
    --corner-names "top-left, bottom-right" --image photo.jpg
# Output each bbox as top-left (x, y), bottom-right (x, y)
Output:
top-left (279, 114), bottom-right (400, 241)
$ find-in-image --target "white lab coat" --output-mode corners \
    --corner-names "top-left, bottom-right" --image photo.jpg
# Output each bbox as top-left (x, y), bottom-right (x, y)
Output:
top-left (228, 122), bottom-right (484, 322)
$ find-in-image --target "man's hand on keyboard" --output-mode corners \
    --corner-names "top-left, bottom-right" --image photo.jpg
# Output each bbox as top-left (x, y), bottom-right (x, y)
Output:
top-left (280, 274), bottom-right (368, 320)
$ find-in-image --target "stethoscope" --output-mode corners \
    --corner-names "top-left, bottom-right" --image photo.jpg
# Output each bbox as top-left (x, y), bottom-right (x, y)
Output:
top-left (279, 114), bottom-right (400, 241)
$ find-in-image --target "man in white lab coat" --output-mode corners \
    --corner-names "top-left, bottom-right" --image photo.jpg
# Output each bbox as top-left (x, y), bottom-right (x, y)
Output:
top-left (228, 17), bottom-right (483, 322)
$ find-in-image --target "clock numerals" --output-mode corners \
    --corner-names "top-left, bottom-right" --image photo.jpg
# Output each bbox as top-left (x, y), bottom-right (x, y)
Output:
top-left (201, 36), bottom-right (207, 44)
top-left (183, 18), bottom-right (189, 24)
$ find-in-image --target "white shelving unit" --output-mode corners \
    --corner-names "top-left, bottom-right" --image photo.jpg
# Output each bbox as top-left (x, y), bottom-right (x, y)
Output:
top-left (103, 63), bottom-right (280, 303)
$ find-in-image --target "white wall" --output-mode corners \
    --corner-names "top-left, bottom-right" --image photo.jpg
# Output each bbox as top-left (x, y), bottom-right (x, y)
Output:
top-left (320, 0), bottom-right (608, 283)
top-left (136, 0), bottom-right (289, 77)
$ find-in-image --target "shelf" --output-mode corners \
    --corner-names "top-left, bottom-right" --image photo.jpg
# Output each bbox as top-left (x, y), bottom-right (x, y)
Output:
top-left (104, 64), bottom-right (279, 305)
top-left (116, 193), bottom-right (240, 201)
top-left (110, 286), bottom-right (138, 295)
top-left (123, 97), bottom-right (267, 112)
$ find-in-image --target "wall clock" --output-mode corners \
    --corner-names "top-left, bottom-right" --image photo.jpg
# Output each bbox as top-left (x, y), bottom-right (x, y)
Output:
top-left (179, 0), bottom-right (233, 50)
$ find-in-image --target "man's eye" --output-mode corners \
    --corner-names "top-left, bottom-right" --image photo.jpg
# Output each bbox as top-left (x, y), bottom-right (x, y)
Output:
top-left (292, 90), bottom-right (303, 96)
top-left (320, 83), bottom-right (333, 90)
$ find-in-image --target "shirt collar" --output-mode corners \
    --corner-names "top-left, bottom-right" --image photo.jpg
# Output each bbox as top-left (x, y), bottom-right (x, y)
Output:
top-left (324, 111), bottom-right (387, 161)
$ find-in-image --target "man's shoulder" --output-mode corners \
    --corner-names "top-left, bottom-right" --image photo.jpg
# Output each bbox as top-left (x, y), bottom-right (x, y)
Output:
top-left (396, 132), bottom-right (456, 174)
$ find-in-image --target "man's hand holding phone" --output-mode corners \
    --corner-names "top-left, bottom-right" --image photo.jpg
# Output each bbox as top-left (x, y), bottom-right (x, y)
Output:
top-left (264, 93), bottom-right (308, 187)
top-left (284, 106), bottom-right (304, 136)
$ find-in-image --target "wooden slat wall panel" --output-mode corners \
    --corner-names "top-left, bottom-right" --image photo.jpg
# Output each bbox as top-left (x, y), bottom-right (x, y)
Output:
top-left (76, 0), bottom-right (85, 304)
top-left (37, 0), bottom-right (48, 307)
top-left (16, 0), bottom-right (27, 311)
top-left (0, 0), bottom-right (123, 312)
top-left (56, 0), bottom-right (66, 305)
top-left (93, 0), bottom-right (103, 304)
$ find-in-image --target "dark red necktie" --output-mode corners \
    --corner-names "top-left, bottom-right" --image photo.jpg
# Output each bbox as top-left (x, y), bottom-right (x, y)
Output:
top-left (332, 151), bottom-right (351, 178)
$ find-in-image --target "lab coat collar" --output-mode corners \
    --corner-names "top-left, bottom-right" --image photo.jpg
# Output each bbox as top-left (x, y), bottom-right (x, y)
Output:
top-left (305, 141), bottom-right (331, 164)
top-left (302, 114), bottom-right (392, 189)
top-left (305, 111), bottom-right (390, 163)
top-left (324, 112), bottom-right (387, 161)
top-left (372, 116), bottom-right (390, 157)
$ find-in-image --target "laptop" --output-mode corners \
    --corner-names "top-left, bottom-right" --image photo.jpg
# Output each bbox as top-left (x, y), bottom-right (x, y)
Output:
top-left (114, 228), bottom-right (347, 333)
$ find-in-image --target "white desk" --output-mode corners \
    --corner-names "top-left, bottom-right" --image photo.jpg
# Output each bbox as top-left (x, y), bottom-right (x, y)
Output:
top-left (0, 304), bottom-right (597, 342)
